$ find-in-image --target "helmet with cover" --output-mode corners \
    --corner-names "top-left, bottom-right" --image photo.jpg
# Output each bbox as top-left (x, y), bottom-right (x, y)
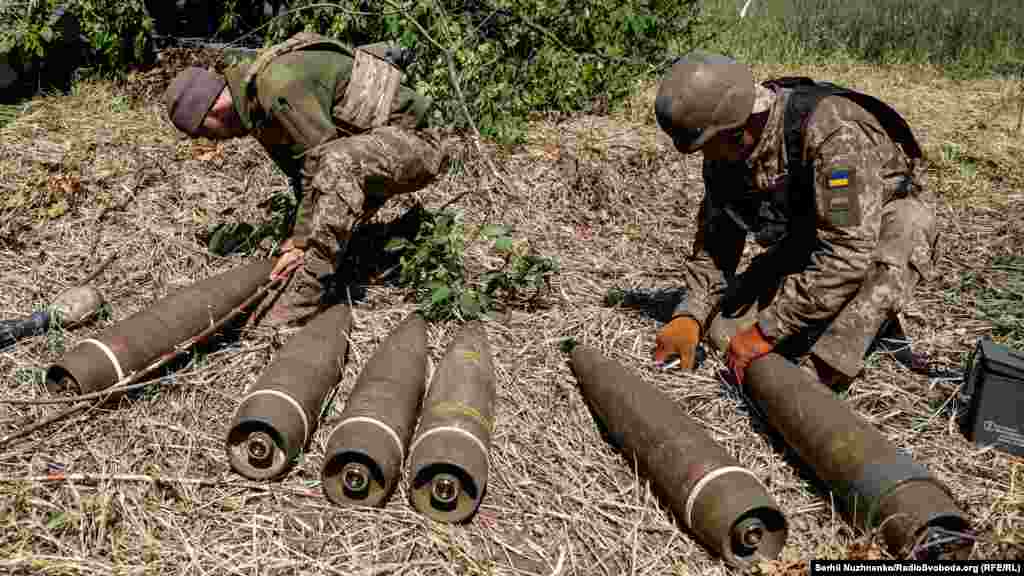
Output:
top-left (655, 52), bottom-right (755, 153)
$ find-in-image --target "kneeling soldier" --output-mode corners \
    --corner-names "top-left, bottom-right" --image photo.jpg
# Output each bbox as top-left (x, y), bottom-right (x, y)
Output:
top-left (653, 52), bottom-right (938, 387)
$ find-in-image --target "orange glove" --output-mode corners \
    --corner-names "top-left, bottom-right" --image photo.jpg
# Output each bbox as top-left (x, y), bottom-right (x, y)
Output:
top-left (654, 316), bottom-right (701, 369)
top-left (727, 322), bottom-right (774, 385)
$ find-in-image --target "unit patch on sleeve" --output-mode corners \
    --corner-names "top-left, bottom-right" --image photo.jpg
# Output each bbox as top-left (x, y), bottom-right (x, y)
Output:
top-left (828, 169), bottom-right (850, 188)
top-left (820, 166), bottom-right (861, 228)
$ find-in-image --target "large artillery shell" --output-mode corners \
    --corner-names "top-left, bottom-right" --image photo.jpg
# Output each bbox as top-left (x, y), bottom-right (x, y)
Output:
top-left (708, 316), bottom-right (974, 560)
top-left (322, 314), bottom-right (428, 507)
top-left (45, 259), bottom-right (274, 395)
top-left (226, 304), bottom-right (352, 481)
top-left (407, 321), bottom-right (495, 523)
top-left (569, 345), bottom-right (787, 567)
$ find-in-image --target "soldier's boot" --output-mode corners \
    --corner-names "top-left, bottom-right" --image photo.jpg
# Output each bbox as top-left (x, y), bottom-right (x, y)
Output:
top-left (252, 232), bottom-right (347, 328)
top-left (260, 273), bottom-right (325, 328)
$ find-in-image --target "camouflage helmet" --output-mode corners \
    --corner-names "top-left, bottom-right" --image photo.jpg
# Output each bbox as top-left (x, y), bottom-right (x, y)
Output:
top-left (655, 52), bottom-right (755, 153)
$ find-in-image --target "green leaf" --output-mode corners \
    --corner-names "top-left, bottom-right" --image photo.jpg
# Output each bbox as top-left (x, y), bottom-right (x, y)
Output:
top-left (430, 285), bottom-right (451, 305)
top-left (459, 291), bottom-right (483, 318)
top-left (384, 238), bottom-right (410, 252)
top-left (46, 512), bottom-right (67, 530)
top-left (559, 338), bottom-right (578, 354)
top-left (494, 237), bottom-right (514, 252)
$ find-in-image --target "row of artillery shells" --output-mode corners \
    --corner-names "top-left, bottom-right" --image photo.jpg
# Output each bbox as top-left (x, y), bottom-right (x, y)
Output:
top-left (226, 311), bottom-right (497, 524)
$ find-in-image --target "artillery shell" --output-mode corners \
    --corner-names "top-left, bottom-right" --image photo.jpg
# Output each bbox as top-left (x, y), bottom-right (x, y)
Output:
top-left (226, 304), bottom-right (352, 481)
top-left (709, 316), bottom-right (974, 560)
top-left (322, 313), bottom-right (428, 507)
top-left (45, 259), bottom-right (274, 395)
top-left (407, 321), bottom-right (495, 523)
top-left (569, 345), bottom-right (787, 567)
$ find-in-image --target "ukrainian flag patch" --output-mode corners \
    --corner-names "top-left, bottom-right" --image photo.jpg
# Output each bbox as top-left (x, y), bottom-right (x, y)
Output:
top-left (828, 168), bottom-right (850, 188)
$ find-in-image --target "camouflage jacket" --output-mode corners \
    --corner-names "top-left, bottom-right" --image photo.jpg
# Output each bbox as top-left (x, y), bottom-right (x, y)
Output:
top-left (676, 83), bottom-right (925, 344)
top-left (224, 33), bottom-right (433, 239)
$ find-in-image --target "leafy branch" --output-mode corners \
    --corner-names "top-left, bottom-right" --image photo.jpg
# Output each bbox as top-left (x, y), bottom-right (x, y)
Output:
top-left (384, 210), bottom-right (558, 322)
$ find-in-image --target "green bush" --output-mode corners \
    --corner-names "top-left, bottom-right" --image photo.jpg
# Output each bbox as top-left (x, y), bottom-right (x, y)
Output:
top-left (0, 1), bottom-right (66, 60)
top-left (238, 0), bottom-right (701, 140)
top-left (0, 0), bottom-right (153, 84)
top-left (75, 0), bottom-right (154, 73)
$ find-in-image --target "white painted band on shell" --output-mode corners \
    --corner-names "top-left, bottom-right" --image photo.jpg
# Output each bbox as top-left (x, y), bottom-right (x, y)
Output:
top-left (684, 466), bottom-right (765, 530)
top-left (331, 416), bottom-right (405, 463)
top-left (240, 389), bottom-right (309, 444)
top-left (81, 339), bottom-right (125, 383)
top-left (408, 425), bottom-right (489, 478)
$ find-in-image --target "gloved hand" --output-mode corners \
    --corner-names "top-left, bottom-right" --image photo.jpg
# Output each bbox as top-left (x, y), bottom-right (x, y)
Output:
top-left (270, 237), bottom-right (306, 281)
top-left (654, 316), bottom-right (701, 369)
top-left (727, 322), bottom-right (774, 385)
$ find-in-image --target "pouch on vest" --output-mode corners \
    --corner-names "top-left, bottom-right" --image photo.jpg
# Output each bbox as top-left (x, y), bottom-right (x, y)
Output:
top-left (333, 48), bottom-right (402, 133)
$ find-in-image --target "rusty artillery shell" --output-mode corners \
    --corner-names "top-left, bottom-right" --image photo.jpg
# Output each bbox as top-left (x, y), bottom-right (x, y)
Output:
top-left (46, 259), bottom-right (274, 395)
top-left (708, 316), bottom-right (974, 560)
top-left (407, 321), bottom-right (496, 523)
top-left (321, 314), bottom-right (428, 507)
top-left (569, 345), bottom-right (787, 567)
top-left (226, 304), bottom-right (352, 481)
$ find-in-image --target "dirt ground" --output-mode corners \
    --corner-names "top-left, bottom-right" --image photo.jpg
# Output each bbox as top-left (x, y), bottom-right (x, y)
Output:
top-left (0, 58), bottom-right (1022, 575)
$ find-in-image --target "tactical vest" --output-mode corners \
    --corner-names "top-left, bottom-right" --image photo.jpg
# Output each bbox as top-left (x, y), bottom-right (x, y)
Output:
top-left (751, 77), bottom-right (924, 247)
top-left (241, 32), bottom-right (403, 136)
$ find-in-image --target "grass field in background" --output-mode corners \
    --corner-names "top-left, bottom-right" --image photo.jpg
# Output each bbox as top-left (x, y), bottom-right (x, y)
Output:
top-left (698, 0), bottom-right (1024, 77)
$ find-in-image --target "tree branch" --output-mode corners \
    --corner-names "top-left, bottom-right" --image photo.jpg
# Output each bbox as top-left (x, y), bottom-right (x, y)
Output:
top-left (379, 0), bottom-right (522, 202)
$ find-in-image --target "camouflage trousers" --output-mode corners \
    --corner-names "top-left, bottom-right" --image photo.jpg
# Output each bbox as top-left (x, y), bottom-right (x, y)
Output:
top-left (265, 126), bottom-right (448, 326)
top-left (718, 192), bottom-right (938, 384)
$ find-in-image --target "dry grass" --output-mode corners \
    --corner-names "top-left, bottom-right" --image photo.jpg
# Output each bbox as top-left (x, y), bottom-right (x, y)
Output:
top-left (1, 60), bottom-right (1023, 575)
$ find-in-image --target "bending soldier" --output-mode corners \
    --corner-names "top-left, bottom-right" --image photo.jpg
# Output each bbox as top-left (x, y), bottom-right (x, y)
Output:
top-left (163, 33), bottom-right (446, 326)
top-left (652, 52), bottom-right (938, 387)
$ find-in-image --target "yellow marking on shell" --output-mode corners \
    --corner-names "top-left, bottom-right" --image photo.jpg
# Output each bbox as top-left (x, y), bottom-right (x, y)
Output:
top-left (430, 401), bottom-right (494, 433)
top-left (462, 350), bottom-right (481, 363)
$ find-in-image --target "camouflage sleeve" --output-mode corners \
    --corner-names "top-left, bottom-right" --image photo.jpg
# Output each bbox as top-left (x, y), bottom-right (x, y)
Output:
top-left (674, 159), bottom-right (748, 333)
top-left (291, 153), bottom-right (321, 244)
top-left (756, 98), bottom-right (892, 342)
top-left (253, 60), bottom-right (340, 246)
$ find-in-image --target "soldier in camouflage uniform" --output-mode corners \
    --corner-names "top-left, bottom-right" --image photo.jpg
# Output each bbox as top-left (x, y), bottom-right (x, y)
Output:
top-left (652, 52), bottom-right (938, 387)
top-left (163, 33), bottom-right (447, 326)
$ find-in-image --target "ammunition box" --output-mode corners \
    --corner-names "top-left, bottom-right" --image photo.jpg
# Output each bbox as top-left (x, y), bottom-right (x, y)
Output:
top-left (961, 338), bottom-right (1024, 457)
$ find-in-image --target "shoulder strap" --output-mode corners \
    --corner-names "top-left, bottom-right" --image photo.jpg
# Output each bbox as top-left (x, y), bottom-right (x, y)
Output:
top-left (767, 77), bottom-right (924, 173)
top-left (812, 82), bottom-right (924, 160)
top-left (241, 32), bottom-right (354, 105)
top-left (762, 77), bottom-right (925, 240)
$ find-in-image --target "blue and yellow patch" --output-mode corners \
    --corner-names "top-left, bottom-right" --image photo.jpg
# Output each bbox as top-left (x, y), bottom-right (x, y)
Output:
top-left (827, 169), bottom-right (850, 188)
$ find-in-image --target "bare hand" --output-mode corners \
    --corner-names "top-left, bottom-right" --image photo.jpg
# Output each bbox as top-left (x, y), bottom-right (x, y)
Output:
top-left (271, 239), bottom-right (305, 280)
